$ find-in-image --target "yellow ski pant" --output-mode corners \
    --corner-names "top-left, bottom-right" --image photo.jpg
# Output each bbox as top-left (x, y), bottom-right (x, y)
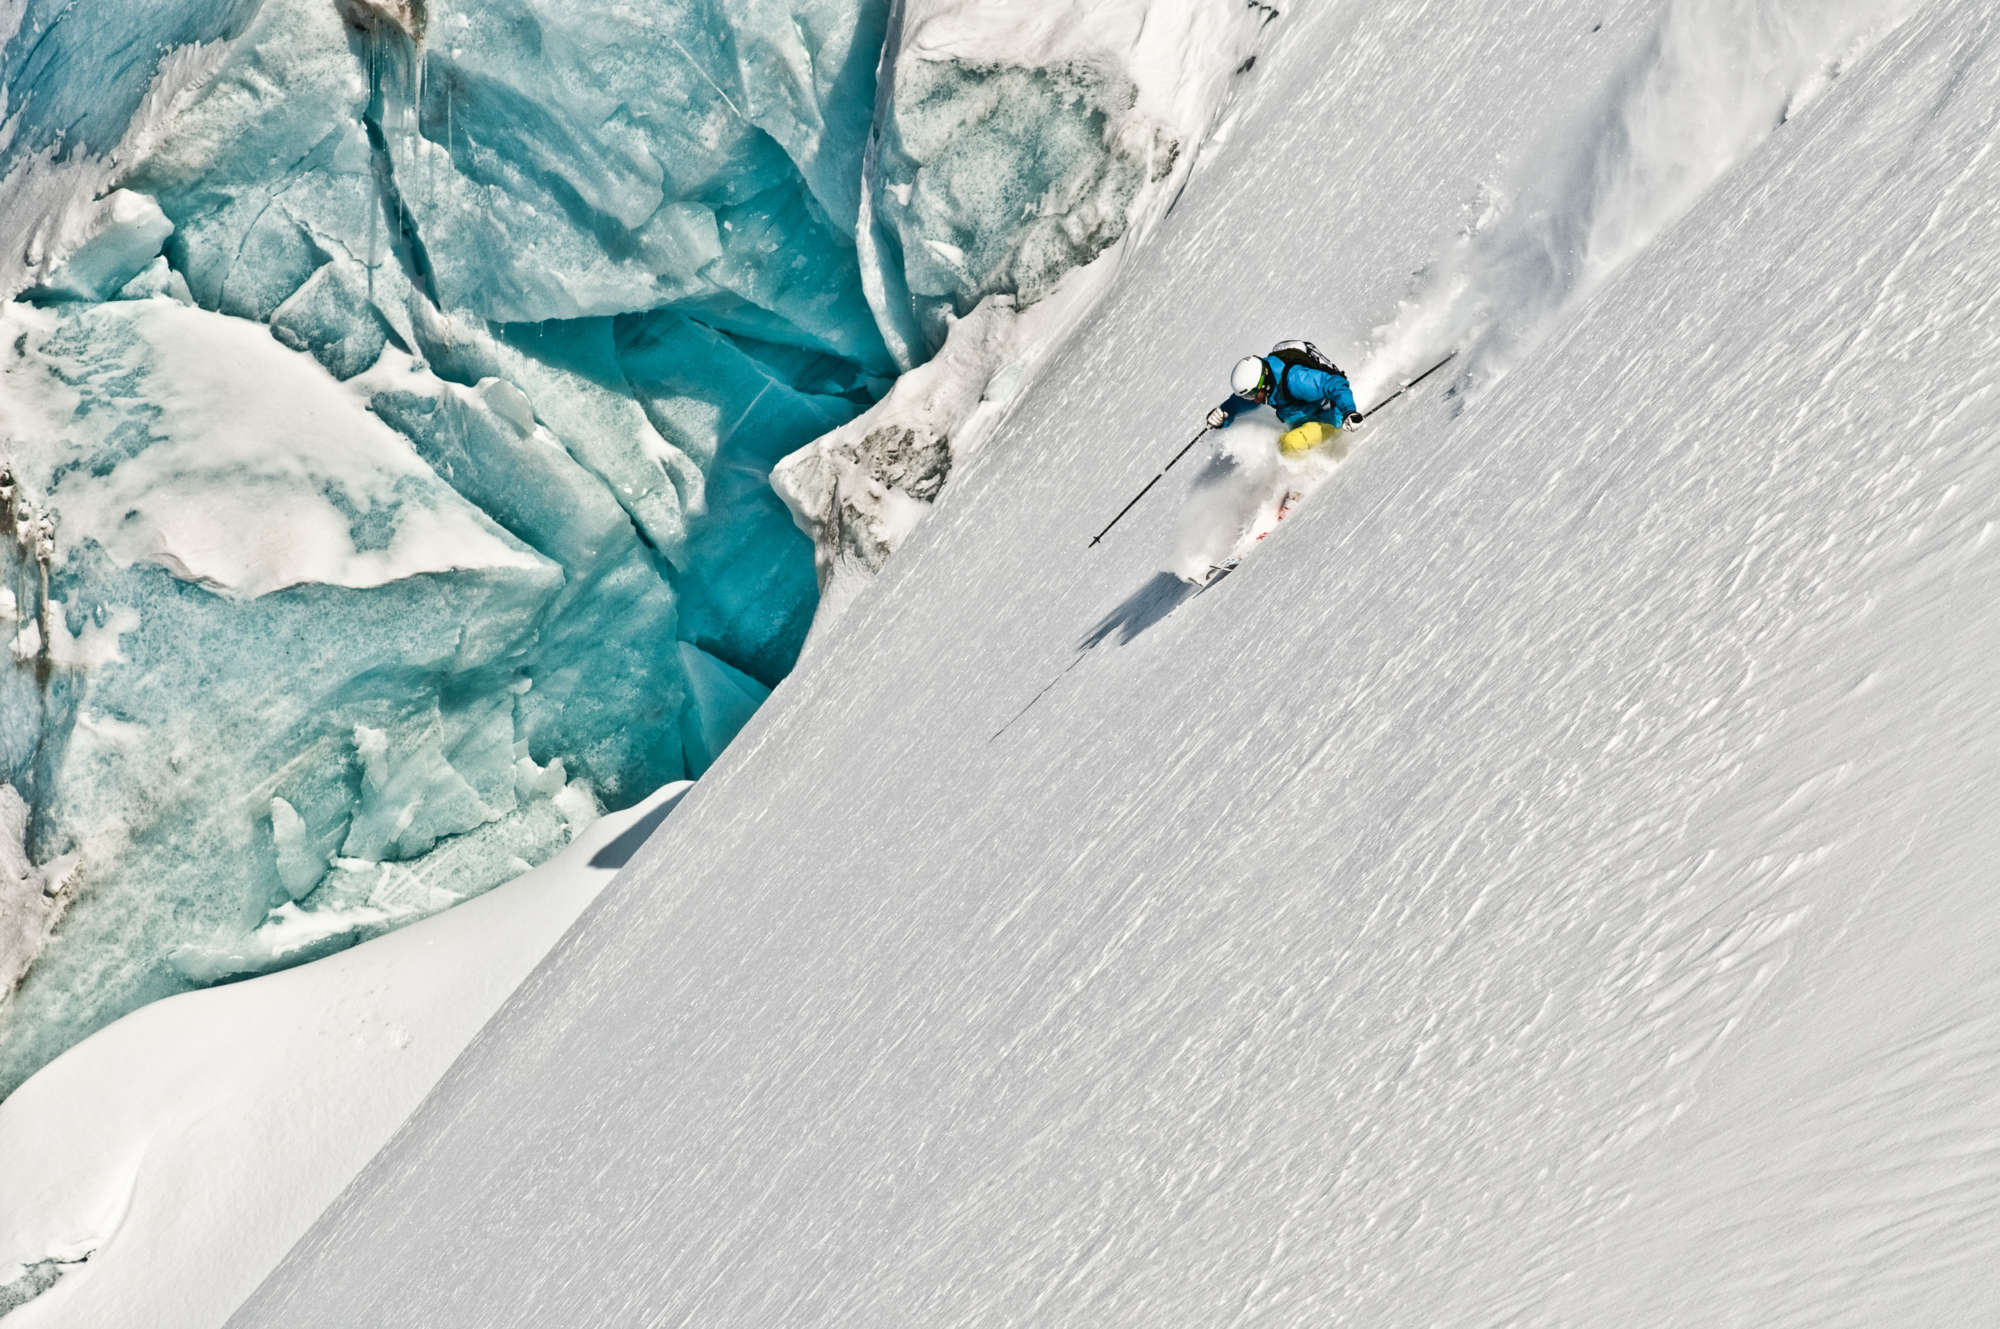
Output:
top-left (1278, 419), bottom-right (1341, 456)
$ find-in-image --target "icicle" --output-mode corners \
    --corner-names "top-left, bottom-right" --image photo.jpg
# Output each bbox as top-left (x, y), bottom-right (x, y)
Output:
top-left (367, 31), bottom-right (381, 303)
top-left (32, 512), bottom-right (53, 686)
top-left (1, 474), bottom-right (57, 687)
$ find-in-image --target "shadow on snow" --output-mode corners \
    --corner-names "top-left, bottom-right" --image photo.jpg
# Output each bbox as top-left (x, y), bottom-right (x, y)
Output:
top-left (1081, 571), bottom-right (1198, 649)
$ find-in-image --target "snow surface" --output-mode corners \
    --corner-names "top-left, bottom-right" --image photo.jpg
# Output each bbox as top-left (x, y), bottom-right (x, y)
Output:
top-left (0, 300), bottom-right (545, 597)
top-left (0, 781), bottom-right (689, 1327)
top-left (230, 0), bottom-right (2000, 1324)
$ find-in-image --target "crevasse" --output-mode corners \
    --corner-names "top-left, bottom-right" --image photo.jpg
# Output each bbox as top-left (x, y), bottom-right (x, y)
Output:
top-left (0, 0), bottom-right (1262, 1094)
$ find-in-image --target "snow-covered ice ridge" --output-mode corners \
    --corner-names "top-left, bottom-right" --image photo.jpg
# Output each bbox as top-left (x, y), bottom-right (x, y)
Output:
top-left (0, 0), bottom-right (1264, 1093)
top-left (219, 0), bottom-right (2000, 1323)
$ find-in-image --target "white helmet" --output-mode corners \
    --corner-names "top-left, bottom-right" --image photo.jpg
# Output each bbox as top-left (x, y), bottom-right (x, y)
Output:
top-left (1230, 355), bottom-right (1269, 397)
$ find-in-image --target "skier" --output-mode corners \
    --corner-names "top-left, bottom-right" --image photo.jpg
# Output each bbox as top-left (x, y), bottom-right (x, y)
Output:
top-left (1203, 341), bottom-right (1362, 456)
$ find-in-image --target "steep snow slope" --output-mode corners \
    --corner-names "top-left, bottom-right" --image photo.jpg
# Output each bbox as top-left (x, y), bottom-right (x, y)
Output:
top-left (0, 782), bottom-right (687, 1327)
top-left (235, 0), bottom-right (2000, 1324)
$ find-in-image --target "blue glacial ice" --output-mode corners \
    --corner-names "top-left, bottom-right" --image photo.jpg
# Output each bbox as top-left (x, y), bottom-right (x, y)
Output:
top-left (773, 1), bottom-right (1264, 610)
top-left (0, 0), bottom-right (1261, 1094)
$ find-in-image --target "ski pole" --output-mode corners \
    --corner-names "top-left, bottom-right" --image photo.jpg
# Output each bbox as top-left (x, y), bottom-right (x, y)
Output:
top-left (1088, 425), bottom-right (1211, 547)
top-left (1365, 352), bottom-right (1457, 416)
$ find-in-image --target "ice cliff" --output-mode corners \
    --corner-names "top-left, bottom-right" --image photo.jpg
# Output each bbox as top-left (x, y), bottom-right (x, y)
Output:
top-left (0, 0), bottom-right (1264, 1093)
top-left (775, 0), bottom-right (1265, 613)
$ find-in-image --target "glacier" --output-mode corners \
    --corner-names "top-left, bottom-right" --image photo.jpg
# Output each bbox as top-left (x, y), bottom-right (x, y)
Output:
top-left (0, 0), bottom-right (1264, 1094)
top-left (1, 0), bottom-right (1996, 1323)
top-left (205, 0), bottom-right (2000, 1323)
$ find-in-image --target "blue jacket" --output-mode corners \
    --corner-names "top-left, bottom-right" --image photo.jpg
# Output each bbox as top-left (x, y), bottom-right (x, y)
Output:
top-left (1215, 355), bottom-right (1357, 428)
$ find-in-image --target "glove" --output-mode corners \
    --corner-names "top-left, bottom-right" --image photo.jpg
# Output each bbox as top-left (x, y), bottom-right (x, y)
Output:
top-left (1344, 411), bottom-right (1364, 428)
top-left (1205, 407), bottom-right (1228, 429)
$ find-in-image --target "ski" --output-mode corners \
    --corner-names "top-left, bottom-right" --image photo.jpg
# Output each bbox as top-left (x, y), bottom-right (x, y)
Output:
top-left (1084, 352), bottom-right (1460, 636)
top-left (1186, 354), bottom-right (1457, 590)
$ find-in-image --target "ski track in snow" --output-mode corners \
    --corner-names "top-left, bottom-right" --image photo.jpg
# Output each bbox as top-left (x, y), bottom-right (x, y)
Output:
top-left (1177, 0), bottom-right (1932, 581)
top-left (139, 0), bottom-right (2000, 1323)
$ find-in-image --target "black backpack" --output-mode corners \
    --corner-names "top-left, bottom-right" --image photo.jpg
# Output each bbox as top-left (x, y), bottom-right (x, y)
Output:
top-left (1269, 339), bottom-right (1344, 382)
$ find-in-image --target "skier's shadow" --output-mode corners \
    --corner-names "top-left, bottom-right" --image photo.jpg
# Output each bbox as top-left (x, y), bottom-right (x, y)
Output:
top-left (1081, 571), bottom-right (1197, 648)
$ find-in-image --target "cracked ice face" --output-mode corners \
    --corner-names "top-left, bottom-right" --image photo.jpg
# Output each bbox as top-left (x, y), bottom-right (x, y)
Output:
top-left (0, 0), bottom-right (898, 1093)
top-left (0, 0), bottom-right (1197, 1095)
